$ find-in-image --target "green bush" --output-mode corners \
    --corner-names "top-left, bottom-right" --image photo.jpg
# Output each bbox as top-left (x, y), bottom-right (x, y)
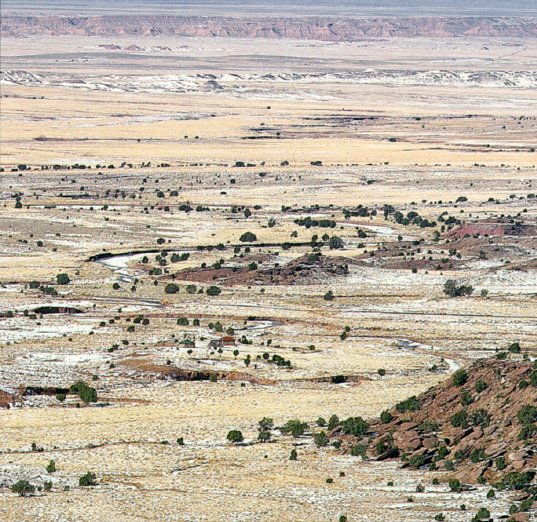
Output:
top-left (508, 342), bottom-right (521, 353)
top-left (471, 408), bottom-right (491, 428)
top-left (450, 409), bottom-right (468, 429)
top-left (257, 431), bottom-right (271, 442)
top-left (519, 498), bottom-right (535, 512)
top-left (518, 405), bottom-right (537, 424)
top-left (448, 478), bottom-right (462, 492)
top-left (327, 414), bottom-right (340, 430)
top-left (69, 381), bottom-right (97, 403)
top-left (206, 286), bottom-right (221, 296)
top-left (497, 471), bottom-right (535, 490)
top-left (518, 423), bottom-right (536, 440)
top-left (281, 420), bottom-right (308, 437)
top-left (341, 417), bottom-right (369, 438)
top-left (437, 445), bottom-right (449, 459)
top-left (395, 396), bottom-right (420, 413)
top-left (258, 417), bottom-right (274, 431)
top-left (460, 389), bottom-right (474, 406)
top-left (380, 410), bottom-right (393, 424)
top-left (420, 420), bottom-right (440, 432)
top-left (350, 443), bottom-right (368, 458)
top-left (239, 232), bottom-right (257, 242)
top-left (226, 430), bottom-right (244, 443)
top-left (56, 273), bottom-right (70, 285)
top-left (452, 369), bottom-right (468, 386)
top-left (475, 379), bottom-right (488, 393)
top-left (79, 386), bottom-right (97, 403)
top-left (314, 431), bottom-right (329, 447)
top-left (328, 236), bottom-right (344, 249)
top-left (443, 279), bottom-right (473, 297)
top-left (469, 448), bottom-right (487, 463)
top-left (409, 454), bottom-right (425, 468)
top-left (323, 290), bottom-right (334, 301)
top-left (79, 472), bottom-right (97, 487)
top-left (11, 480), bottom-right (35, 496)
top-left (164, 283), bottom-right (180, 294)
top-left (472, 507), bottom-right (490, 521)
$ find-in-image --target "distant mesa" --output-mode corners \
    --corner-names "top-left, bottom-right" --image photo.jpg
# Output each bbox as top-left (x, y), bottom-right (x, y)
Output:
top-left (2, 15), bottom-right (537, 40)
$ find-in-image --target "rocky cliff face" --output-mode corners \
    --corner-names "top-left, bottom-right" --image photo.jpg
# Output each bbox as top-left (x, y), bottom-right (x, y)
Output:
top-left (2, 15), bottom-right (537, 39)
top-left (333, 358), bottom-right (537, 487)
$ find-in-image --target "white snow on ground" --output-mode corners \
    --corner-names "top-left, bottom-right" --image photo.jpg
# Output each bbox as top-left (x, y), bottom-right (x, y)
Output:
top-left (0, 317), bottom-right (94, 343)
top-left (3, 69), bottom-right (537, 94)
top-left (96, 253), bottom-right (148, 282)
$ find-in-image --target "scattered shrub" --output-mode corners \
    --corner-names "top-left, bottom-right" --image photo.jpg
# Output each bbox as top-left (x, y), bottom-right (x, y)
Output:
top-left (450, 409), bottom-right (468, 429)
top-left (281, 420), bottom-right (308, 437)
top-left (395, 396), bottom-right (420, 413)
top-left (226, 430), bottom-right (244, 443)
top-left (69, 381), bottom-right (97, 403)
top-left (341, 417), bottom-right (369, 438)
top-left (443, 279), bottom-right (473, 297)
top-left (239, 232), bottom-right (257, 242)
top-left (206, 286), bottom-right (221, 296)
top-left (314, 431), bottom-right (329, 447)
top-left (79, 472), bottom-right (97, 487)
top-left (380, 410), bottom-right (393, 424)
top-left (11, 480), bottom-right (35, 496)
top-left (452, 369), bottom-right (468, 387)
top-left (164, 283), bottom-right (179, 294)
top-left (448, 478), bottom-right (462, 492)
top-left (56, 273), bottom-right (70, 285)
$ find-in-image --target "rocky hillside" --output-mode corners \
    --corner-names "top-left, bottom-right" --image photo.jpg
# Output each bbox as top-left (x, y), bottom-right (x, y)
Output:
top-left (2, 15), bottom-right (537, 39)
top-left (333, 358), bottom-right (536, 488)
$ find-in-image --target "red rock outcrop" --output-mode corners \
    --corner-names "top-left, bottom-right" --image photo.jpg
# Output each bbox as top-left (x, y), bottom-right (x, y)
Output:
top-left (336, 358), bottom-right (537, 486)
top-left (445, 221), bottom-right (537, 240)
top-left (0, 389), bottom-right (18, 408)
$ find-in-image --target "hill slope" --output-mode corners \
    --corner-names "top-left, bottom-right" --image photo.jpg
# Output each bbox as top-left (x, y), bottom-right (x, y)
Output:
top-left (334, 358), bottom-right (536, 488)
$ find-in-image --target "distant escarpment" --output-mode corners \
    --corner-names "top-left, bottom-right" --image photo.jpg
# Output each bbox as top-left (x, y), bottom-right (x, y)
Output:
top-left (2, 15), bottom-right (537, 39)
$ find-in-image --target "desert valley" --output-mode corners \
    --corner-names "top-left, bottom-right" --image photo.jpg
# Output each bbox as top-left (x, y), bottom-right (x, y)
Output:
top-left (0, 1), bottom-right (536, 521)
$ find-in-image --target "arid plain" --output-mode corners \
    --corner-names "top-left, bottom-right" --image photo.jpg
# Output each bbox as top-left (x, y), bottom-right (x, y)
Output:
top-left (1, 12), bottom-right (537, 522)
